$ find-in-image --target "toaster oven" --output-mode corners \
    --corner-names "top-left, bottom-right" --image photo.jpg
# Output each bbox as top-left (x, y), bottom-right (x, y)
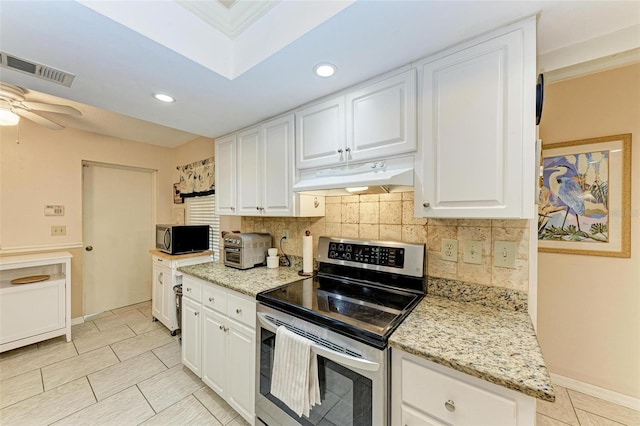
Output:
top-left (223, 233), bottom-right (271, 269)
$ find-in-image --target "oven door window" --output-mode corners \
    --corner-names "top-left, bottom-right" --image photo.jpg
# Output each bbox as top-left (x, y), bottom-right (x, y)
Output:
top-left (259, 328), bottom-right (372, 425)
top-left (225, 248), bottom-right (241, 265)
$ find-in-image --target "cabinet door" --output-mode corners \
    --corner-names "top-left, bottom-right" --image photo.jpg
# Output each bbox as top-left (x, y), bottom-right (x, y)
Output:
top-left (236, 126), bottom-right (263, 216)
top-left (181, 297), bottom-right (201, 377)
top-left (152, 264), bottom-right (171, 328)
top-left (295, 96), bottom-right (345, 170)
top-left (415, 20), bottom-right (535, 218)
top-left (346, 69), bottom-right (416, 162)
top-left (151, 264), bottom-right (163, 322)
top-left (202, 307), bottom-right (227, 397)
top-left (214, 134), bottom-right (237, 215)
top-left (227, 324), bottom-right (256, 423)
top-left (262, 115), bottom-right (294, 216)
top-left (401, 405), bottom-right (447, 426)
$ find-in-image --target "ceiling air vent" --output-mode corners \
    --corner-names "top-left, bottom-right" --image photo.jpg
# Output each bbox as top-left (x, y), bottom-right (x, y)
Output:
top-left (0, 52), bottom-right (75, 87)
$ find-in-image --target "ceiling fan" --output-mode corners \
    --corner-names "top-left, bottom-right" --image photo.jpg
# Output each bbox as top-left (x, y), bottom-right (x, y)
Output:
top-left (0, 83), bottom-right (82, 130)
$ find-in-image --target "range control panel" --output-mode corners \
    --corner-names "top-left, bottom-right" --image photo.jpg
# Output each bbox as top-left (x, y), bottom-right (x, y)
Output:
top-left (327, 242), bottom-right (404, 268)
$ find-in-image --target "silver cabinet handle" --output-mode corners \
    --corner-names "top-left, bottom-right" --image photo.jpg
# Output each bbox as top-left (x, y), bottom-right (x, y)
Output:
top-left (186, 288), bottom-right (192, 292)
top-left (256, 206), bottom-right (260, 210)
top-left (225, 326), bottom-right (229, 332)
top-left (444, 400), bottom-right (455, 412)
top-left (345, 147), bottom-right (351, 152)
top-left (219, 324), bottom-right (224, 330)
top-left (85, 246), bottom-right (93, 252)
top-left (158, 273), bottom-right (163, 285)
top-left (235, 308), bottom-right (242, 314)
top-left (423, 202), bottom-right (430, 208)
top-left (194, 311), bottom-right (199, 316)
top-left (209, 297), bottom-right (215, 302)
top-left (231, 206), bottom-right (235, 211)
top-left (337, 149), bottom-right (343, 153)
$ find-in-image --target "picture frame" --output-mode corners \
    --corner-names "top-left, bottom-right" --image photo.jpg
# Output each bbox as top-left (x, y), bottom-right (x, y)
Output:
top-left (538, 134), bottom-right (631, 257)
top-left (173, 183), bottom-right (184, 204)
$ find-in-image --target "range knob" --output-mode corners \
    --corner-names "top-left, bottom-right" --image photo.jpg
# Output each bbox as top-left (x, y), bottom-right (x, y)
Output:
top-left (345, 252), bottom-right (352, 260)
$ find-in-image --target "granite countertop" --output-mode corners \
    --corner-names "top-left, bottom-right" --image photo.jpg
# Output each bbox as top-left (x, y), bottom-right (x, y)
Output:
top-left (178, 262), bottom-right (554, 403)
top-left (389, 295), bottom-right (555, 402)
top-left (177, 261), bottom-right (303, 297)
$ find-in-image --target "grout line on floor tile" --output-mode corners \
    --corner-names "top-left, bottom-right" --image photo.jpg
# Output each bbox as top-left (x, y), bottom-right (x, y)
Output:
top-left (136, 383), bottom-right (159, 415)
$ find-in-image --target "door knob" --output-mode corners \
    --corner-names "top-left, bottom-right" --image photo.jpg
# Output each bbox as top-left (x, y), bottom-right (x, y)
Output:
top-left (85, 246), bottom-right (93, 252)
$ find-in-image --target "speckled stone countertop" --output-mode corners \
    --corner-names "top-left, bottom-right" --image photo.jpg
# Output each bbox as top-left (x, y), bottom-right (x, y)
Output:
top-left (177, 260), bottom-right (304, 297)
top-left (389, 295), bottom-right (555, 402)
top-left (179, 261), bottom-right (554, 402)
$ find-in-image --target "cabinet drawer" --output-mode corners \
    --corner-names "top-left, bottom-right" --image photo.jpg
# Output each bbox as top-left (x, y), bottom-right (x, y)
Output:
top-left (227, 292), bottom-right (256, 329)
top-left (203, 284), bottom-right (227, 313)
top-left (182, 277), bottom-right (202, 303)
top-left (152, 255), bottom-right (171, 267)
top-left (402, 358), bottom-right (517, 425)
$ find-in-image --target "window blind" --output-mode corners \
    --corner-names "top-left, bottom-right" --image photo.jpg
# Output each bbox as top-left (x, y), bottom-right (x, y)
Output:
top-left (186, 195), bottom-right (220, 260)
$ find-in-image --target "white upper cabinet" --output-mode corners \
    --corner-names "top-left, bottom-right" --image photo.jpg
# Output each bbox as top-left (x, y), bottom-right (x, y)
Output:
top-left (236, 126), bottom-right (262, 216)
top-left (346, 69), bottom-right (417, 162)
top-left (414, 17), bottom-right (536, 219)
top-left (261, 115), bottom-right (295, 215)
top-left (216, 114), bottom-right (324, 217)
top-left (214, 134), bottom-right (237, 215)
top-left (296, 69), bottom-right (417, 170)
top-left (295, 96), bottom-right (345, 170)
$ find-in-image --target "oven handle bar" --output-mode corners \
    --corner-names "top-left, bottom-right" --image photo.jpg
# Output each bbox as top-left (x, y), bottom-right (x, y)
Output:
top-left (257, 312), bottom-right (380, 373)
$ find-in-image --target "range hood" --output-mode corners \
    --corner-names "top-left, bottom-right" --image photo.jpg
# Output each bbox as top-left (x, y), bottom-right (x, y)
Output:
top-left (293, 156), bottom-right (414, 195)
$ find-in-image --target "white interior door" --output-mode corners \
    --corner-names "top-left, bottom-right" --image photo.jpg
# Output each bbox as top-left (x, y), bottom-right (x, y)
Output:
top-left (82, 163), bottom-right (154, 315)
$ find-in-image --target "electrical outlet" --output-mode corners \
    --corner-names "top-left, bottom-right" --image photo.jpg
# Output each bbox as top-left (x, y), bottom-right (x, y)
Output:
top-left (463, 240), bottom-right (482, 264)
top-left (441, 239), bottom-right (458, 262)
top-left (282, 228), bottom-right (289, 239)
top-left (494, 241), bottom-right (516, 269)
top-left (51, 225), bottom-right (66, 236)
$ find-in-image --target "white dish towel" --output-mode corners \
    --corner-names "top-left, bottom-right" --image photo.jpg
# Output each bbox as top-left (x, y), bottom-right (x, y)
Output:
top-left (270, 325), bottom-right (321, 417)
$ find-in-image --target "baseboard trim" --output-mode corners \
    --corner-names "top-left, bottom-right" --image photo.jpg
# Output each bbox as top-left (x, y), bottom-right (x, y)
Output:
top-left (71, 317), bottom-right (85, 326)
top-left (550, 373), bottom-right (640, 411)
top-left (0, 243), bottom-right (84, 254)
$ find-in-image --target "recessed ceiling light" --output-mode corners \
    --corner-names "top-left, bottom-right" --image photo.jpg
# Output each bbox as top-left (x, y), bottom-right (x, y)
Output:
top-left (153, 93), bottom-right (175, 103)
top-left (314, 63), bottom-right (336, 78)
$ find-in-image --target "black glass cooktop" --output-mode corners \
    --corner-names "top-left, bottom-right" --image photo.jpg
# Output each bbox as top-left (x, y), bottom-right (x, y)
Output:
top-left (257, 272), bottom-right (423, 349)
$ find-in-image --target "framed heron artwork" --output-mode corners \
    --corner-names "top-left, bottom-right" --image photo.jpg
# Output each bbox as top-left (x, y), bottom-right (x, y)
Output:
top-left (538, 134), bottom-right (631, 257)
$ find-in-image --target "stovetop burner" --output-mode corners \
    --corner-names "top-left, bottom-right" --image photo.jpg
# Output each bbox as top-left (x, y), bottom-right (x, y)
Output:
top-left (257, 237), bottom-right (425, 349)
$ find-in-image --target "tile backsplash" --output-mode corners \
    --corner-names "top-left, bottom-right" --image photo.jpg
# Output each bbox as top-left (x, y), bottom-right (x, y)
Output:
top-left (241, 192), bottom-right (530, 292)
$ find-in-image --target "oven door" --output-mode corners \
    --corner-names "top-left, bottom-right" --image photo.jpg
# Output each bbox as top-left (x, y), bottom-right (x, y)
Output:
top-left (224, 247), bottom-right (242, 267)
top-left (256, 305), bottom-right (387, 426)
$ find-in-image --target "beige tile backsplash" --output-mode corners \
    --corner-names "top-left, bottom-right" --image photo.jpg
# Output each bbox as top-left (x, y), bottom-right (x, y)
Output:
top-left (241, 192), bottom-right (530, 292)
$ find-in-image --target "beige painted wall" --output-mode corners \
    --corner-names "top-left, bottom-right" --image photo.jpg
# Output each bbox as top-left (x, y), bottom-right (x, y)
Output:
top-left (0, 120), bottom-right (177, 317)
top-left (538, 63), bottom-right (640, 399)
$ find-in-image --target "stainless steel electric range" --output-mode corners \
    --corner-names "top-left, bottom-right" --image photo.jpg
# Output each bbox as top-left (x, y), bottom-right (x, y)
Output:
top-left (255, 236), bottom-right (425, 426)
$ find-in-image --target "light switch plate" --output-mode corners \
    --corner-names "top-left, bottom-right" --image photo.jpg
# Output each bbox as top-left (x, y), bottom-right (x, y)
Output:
top-left (463, 240), bottom-right (482, 264)
top-left (51, 225), bottom-right (66, 236)
top-left (441, 239), bottom-right (458, 262)
top-left (494, 241), bottom-right (516, 269)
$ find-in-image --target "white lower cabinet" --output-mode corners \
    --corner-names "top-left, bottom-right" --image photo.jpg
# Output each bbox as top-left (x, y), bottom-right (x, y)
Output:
top-left (151, 253), bottom-right (211, 335)
top-left (182, 275), bottom-right (256, 425)
top-left (392, 348), bottom-right (535, 426)
top-left (0, 252), bottom-right (72, 353)
top-left (181, 296), bottom-right (202, 377)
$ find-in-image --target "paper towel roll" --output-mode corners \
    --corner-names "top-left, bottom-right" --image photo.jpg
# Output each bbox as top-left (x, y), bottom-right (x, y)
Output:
top-left (302, 234), bottom-right (313, 274)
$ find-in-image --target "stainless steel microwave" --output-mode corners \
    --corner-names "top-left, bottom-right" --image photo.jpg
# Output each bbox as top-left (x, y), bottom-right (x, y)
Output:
top-left (156, 225), bottom-right (210, 255)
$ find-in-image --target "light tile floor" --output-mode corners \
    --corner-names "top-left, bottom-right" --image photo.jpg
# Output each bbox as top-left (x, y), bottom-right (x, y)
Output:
top-left (1, 301), bottom-right (638, 425)
top-left (0, 301), bottom-right (250, 426)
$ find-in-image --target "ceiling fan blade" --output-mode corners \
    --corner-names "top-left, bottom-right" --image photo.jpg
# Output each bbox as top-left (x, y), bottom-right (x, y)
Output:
top-left (14, 108), bottom-right (65, 130)
top-left (20, 101), bottom-right (82, 116)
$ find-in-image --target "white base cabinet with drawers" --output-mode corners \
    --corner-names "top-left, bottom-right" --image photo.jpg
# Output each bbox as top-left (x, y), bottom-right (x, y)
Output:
top-left (181, 274), bottom-right (256, 425)
top-left (392, 348), bottom-right (535, 426)
top-left (151, 253), bottom-right (211, 335)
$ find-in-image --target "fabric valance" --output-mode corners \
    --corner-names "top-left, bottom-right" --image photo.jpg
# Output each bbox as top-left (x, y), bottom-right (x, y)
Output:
top-left (177, 157), bottom-right (214, 198)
